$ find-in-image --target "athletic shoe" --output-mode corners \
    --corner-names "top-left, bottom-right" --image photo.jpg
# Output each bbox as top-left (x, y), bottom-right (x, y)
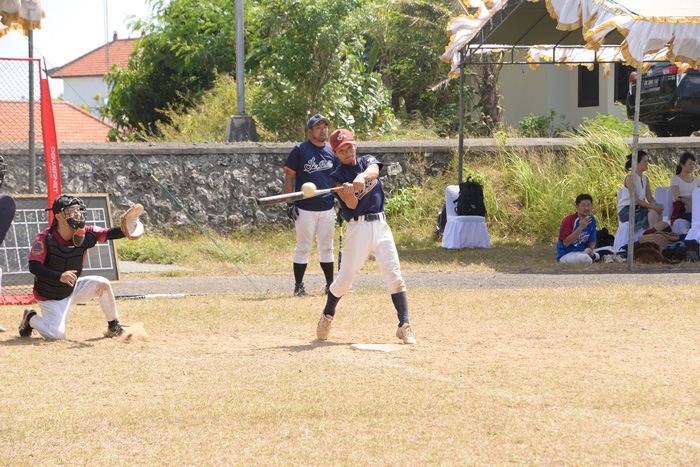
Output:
top-left (294, 282), bottom-right (308, 297)
top-left (396, 323), bottom-right (416, 344)
top-left (316, 314), bottom-right (333, 340)
top-left (18, 309), bottom-right (37, 337)
top-left (105, 320), bottom-right (124, 338)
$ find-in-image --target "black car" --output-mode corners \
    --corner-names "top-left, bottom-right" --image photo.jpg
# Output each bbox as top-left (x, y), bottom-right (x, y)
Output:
top-left (626, 62), bottom-right (700, 136)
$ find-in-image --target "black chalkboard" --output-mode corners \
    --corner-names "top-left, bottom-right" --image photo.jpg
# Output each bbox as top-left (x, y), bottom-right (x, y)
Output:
top-left (0, 194), bottom-right (120, 294)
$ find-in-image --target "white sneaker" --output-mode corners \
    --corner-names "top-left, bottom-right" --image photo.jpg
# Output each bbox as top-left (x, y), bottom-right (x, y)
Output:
top-left (396, 323), bottom-right (416, 344)
top-left (316, 314), bottom-right (333, 340)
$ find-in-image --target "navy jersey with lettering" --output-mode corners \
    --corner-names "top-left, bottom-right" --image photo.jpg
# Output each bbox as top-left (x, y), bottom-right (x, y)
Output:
top-left (284, 140), bottom-right (336, 211)
top-left (330, 154), bottom-right (384, 221)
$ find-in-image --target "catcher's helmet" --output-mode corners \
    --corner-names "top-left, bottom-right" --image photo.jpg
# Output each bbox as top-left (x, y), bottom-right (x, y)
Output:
top-left (51, 195), bottom-right (87, 230)
top-left (0, 155), bottom-right (6, 188)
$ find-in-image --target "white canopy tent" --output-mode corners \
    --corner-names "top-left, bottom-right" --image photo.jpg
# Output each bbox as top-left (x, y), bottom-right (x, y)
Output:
top-left (0, 0), bottom-right (43, 37)
top-left (442, 0), bottom-right (700, 270)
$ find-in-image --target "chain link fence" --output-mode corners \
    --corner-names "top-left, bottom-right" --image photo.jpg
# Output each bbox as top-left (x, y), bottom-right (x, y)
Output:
top-left (1, 57), bottom-right (44, 297)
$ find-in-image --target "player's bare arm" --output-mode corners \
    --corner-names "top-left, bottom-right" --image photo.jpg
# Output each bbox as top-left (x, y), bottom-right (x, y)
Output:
top-left (352, 164), bottom-right (379, 193)
top-left (284, 169), bottom-right (295, 194)
top-left (337, 183), bottom-right (358, 209)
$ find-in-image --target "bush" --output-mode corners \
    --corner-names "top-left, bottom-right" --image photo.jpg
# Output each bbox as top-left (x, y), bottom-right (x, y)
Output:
top-left (519, 110), bottom-right (570, 137)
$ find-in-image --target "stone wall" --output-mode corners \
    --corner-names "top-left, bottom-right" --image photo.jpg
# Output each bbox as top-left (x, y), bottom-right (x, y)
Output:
top-left (2, 137), bottom-right (699, 232)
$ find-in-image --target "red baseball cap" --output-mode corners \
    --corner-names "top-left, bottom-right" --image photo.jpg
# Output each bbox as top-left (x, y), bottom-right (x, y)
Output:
top-left (329, 129), bottom-right (356, 151)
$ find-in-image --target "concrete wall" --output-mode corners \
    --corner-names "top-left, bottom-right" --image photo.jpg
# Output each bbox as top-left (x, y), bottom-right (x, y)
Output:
top-left (2, 138), bottom-right (699, 232)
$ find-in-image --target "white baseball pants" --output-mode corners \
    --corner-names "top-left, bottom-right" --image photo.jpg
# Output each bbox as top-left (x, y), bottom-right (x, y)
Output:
top-left (329, 218), bottom-right (406, 297)
top-left (558, 251), bottom-right (593, 264)
top-left (30, 275), bottom-right (119, 340)
top-left (294, 208), bottom-right (335, 264)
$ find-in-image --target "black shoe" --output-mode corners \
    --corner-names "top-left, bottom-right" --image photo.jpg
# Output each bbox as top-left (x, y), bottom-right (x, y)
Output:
top-left (294, 282), bottom-right (308, 297)
top-left (18, 309), bottom-right (37, 337)
top-left (105, 319), bottom-right (124, 338)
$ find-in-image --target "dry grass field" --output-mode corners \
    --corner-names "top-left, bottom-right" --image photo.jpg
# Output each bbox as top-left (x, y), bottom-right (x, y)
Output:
top-left (2, 283), bottom-right (700, 466)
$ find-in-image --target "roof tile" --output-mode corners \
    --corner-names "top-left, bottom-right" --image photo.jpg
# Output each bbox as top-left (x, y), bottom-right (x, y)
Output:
top-left (0, 100), bottom-right (117, 142)
top-left (48, 38), bottom-right (140, 78)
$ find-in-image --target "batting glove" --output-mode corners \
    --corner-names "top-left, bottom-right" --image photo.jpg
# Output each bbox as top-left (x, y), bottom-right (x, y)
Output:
top-left (286, 203), bottom-right (299, 221)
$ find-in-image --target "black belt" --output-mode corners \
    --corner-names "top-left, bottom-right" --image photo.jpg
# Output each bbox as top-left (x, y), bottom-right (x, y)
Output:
top-left (352, 212), bottom-right (385, 222)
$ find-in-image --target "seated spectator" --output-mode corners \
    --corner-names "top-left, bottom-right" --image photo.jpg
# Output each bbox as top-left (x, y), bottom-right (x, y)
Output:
top-left (617, 150), bottom-right (663, 231)
top-left (556, 194), bottom-right (597, 264)
top-left (670, 152), bottom-right (700, 224)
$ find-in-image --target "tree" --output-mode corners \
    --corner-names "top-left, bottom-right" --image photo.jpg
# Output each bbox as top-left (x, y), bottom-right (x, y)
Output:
top-left (249, 0), bottom-right (394, 141)
top-left (366, 0), bottom-right (464, 135)
top-left (105, 0), bottom-right (242, 136)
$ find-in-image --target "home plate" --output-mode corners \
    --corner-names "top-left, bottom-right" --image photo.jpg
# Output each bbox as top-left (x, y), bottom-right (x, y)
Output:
top-left (350, 343), bottom-right (404, 352)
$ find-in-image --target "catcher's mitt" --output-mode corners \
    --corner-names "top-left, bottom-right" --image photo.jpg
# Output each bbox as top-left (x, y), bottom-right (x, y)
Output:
top-left (120, 203), bottom-right (145, 240)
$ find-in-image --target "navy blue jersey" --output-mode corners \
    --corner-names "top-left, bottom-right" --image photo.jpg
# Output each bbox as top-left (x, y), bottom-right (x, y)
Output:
top-left (284, 140), bottom-right (336, 211)
top-left (330, 155), bottom-right (384, 221)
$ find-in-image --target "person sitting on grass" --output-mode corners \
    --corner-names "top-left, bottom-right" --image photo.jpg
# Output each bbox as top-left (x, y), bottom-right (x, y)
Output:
top-left (556, 193), bottom-right (597, 264)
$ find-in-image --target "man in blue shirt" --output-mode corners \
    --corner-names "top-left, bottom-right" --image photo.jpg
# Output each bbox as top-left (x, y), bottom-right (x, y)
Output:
top-left (556, 193), bottom-right (597, 264)
top-left (283, 114), bottom-right (337, 296)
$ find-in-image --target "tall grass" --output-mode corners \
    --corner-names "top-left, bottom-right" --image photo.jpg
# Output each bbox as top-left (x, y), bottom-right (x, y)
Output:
top-left (494, 124), bottom-right (673, 242)
top-left (381, 123), bottom-right (673, 245)
top-left (120, 125), bottom-right (675, 267)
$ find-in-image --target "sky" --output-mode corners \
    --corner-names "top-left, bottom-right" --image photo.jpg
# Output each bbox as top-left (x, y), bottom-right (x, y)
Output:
top-left (0, 0), bottom-right (156, 98)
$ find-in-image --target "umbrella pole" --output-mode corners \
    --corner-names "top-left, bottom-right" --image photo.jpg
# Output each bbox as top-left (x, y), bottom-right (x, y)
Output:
top-left (458, 48), bottom-right (465, 185)
top-left (627, 65), bottom-right (643, 271)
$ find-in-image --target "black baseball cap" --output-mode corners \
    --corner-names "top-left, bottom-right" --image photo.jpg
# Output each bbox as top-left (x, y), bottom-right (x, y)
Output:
top-left (307, 114), bottom-right (330, 129)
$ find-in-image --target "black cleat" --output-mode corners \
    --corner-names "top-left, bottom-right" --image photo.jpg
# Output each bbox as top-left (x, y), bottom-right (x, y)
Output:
top-left (105, 320), bottom-right (124, 338)
top-left (18, 309), bottom-right (37, 337)
top-left (294, 282), bottom-right (308, 297)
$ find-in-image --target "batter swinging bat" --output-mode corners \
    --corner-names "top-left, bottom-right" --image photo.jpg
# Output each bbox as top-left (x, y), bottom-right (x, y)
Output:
top-left (255, 186), bottom-right (341, 206)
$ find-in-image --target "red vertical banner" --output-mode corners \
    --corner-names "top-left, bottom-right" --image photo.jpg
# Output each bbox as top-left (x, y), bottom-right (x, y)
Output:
top-left (40, 75), bottom-right (61, 224)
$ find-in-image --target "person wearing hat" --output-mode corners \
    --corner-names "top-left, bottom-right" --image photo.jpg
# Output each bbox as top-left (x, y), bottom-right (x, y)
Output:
top-left (315, 128), bottom-right (416, 344)
top-left (283, 114), bottom-right (338, 296)
top-left (18, 195), bottom-right (142, 340)
top-left (556, 193), bottom-right (597, 264)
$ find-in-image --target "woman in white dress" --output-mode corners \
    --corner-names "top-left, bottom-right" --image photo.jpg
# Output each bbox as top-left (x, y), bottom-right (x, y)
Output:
top-left (670, 152), bottom-right (700, 223)
top-left (617, 150), bottom-right (664, 231)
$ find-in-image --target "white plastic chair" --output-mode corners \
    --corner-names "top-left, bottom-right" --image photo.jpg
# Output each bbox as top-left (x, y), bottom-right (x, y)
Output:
top-left (684, 188), bottom-right (700, 242)
top-left (654, 187), bottom-right (672, 223)
top-left (441, 185), bottom-right (490, 249)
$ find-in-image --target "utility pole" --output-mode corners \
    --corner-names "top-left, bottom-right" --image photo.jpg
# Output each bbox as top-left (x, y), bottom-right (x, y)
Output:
top-left (226, 0), bottom-right (258, 142)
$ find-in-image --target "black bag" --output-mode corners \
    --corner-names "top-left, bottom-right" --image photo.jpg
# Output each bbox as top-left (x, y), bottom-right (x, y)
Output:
top-left (454, 177), bottom-right (487, 217)
top-left (663, 241), bottom-right (687, 261)
top-left (596, 227), bottom-right (615, 248)
top-left (685, 239), bottom-right (700, 261)
top-left (434, 203), bottom-right (447, 238)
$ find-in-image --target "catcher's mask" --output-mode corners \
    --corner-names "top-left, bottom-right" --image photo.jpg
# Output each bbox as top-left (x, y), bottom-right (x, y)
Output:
top-left (51, 195), bottom-right (87, 244)
top-left (0, 155), bottom-right (6, 188)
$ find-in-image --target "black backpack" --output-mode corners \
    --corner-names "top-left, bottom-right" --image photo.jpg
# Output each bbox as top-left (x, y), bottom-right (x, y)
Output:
top-left (454, 177), bottom-right (487, 217)
top-left (596, 227), bottom-right (615, 248)
top-left (435, 203), bottom-right (447, 238)
top-left (663, 241), bottom-right (687, 261)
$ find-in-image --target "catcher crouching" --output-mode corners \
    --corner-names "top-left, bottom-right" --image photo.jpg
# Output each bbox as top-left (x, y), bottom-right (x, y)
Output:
top-left (18, 196), bottom-right (144, 340)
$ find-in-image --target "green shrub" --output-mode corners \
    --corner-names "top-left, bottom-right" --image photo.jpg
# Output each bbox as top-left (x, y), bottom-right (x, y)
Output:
top-left (519, 110), bottom-right (570, 137)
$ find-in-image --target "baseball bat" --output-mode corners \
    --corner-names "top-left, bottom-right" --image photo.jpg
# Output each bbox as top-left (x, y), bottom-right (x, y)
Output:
top-left (256, 187), bottom-right (341, 206)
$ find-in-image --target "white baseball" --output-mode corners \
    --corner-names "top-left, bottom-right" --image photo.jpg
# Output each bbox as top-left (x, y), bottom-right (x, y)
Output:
top-left (301, 182), bottom-right (317, 197)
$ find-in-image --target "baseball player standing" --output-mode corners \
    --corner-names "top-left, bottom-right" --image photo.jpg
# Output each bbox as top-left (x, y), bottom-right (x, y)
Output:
top-left (18, 195), bottom-right (143, 340)
top-left (316, 128), bottom-right (416, 344)
top-left (284, 114), bottom-right (337, 296)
